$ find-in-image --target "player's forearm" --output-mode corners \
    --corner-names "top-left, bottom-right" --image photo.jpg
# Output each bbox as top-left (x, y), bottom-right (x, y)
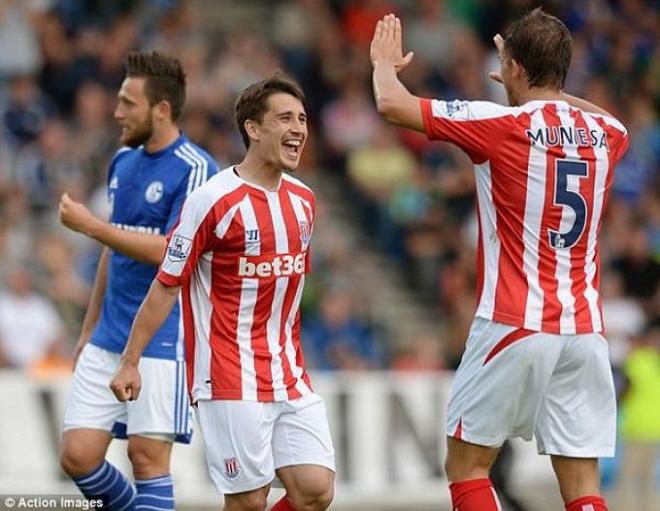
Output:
top-left (121, 279), bottom-right (180, 365)
top-left (561, 93), bottom-right (613, 118)
top-left (88, 221), bottom-right (167, 265)
top-left (79, 247), bottom-right (109, 340)
top-left (372, 61), bottom-right (423, 131)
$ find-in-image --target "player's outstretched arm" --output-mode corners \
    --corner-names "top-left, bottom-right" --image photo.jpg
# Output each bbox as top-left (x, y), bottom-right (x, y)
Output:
top-left (489, 34), bottom-right (614, 118)
top-left (59, 192), bottom-right (166, 265)
top-left (371, 14), bottom-right (424, 131)
top-left (109, 279), bottom-right (181, 402)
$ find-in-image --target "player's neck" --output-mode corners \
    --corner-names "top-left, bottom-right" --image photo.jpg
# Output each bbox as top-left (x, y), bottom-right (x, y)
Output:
top-left (143, 124), bottom-right (180, 154)
top-left (236, 152), bottom-right (282, 192)
top-left (517, 87), bottom-right (564, 106)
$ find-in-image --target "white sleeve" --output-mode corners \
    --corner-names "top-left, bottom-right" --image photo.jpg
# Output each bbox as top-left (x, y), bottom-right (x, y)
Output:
top-left (157, 188), bottom-right (216, 286)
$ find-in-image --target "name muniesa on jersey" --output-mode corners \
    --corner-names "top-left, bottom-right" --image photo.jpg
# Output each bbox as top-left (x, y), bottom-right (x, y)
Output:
top-left (91, 133), bottom-right (218, 360)
top-left (156, 166), bottom-right (315, 402)
top-left (420, 99), bottom-right (629, 334)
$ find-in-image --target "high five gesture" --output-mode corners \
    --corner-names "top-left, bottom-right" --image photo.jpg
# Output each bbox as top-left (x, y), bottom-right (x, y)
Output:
top-left (370, 13), bottom-right (414, 72)
top-left (370, 13), bottom-right (423, 131)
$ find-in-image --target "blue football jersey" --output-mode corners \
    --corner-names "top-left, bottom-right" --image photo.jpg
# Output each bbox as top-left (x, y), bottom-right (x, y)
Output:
top-left (90, 133), bottom-right (218, 359)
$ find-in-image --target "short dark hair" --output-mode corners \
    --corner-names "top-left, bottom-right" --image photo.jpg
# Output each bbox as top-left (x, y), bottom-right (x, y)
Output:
top-left (504, 8), bottom-right (572, 90)
top-left (125, 50), bottom-right (186, 121)
top-left (234, 72), bottom-right (306, 149)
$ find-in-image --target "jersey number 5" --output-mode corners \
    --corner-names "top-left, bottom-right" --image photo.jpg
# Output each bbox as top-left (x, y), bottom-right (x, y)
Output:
top-left (548, 160), bottom-right (588, 249)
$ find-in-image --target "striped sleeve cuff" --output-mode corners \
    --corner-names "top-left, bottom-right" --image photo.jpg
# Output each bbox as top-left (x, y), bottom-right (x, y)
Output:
top-left (157, 269), bottom-right (182, 287)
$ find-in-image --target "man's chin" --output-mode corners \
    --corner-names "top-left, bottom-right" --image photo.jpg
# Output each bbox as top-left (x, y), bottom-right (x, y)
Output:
top-left (120, 134), bottom-right (149, 148)
top-left (281, 160), bottom-right (300, 172)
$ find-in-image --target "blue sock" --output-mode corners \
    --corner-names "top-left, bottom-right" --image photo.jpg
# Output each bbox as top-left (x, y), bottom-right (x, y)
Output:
top-left (73, 460), bottom-right (135, 511)
top-left (135, 474), bottom-right (175, 510)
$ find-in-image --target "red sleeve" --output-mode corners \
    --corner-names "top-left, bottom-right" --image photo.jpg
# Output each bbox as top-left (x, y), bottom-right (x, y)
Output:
top-left (609, 127), bottom-right (630, 164)
top-left (593, 115), bottom-right (629, 165)
top-left (305, 193), bottom-right (315, 274)
top-left (420, 98), bottom-right (444, 140)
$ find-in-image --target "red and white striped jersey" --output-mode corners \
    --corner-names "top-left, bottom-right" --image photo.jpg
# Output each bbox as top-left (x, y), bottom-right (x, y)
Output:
top-left (157, 166), bottom-right (315, 402)
top-left (421, 98), bottom-right (629, 334)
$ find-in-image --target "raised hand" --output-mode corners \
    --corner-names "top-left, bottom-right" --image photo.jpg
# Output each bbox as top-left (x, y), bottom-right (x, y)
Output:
top-left (370, 13), bottom-right (414, 72)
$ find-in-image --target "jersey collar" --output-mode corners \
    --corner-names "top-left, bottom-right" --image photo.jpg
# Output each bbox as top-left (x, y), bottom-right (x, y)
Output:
top-left (142, 132), bottom-right (187, 159)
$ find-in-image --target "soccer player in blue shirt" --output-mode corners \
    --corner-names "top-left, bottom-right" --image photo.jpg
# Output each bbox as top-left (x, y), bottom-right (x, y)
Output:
top-left (58, 50), bottom-right (218, 511)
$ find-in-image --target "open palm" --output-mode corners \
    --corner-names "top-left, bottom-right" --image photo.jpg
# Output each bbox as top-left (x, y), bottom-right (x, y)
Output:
top-left (370, 13), bottom-right (414, 72)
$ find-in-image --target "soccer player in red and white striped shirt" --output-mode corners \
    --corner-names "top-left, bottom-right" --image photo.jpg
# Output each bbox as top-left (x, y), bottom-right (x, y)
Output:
top-left (110, 74), bottom-right (335, 511)
top-left (371, 9), bottom-right (628, 511)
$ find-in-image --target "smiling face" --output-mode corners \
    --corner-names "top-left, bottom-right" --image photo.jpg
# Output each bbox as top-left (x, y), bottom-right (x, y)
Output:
top-left (250, 92), bottom-right (307, 172)
top-left (114, 76), bottom-right (155, 148)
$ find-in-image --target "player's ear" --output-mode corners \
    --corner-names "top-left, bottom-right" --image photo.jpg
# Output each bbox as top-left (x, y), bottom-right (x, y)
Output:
top-left (154, 100), bottom-right (172, 122)
top-left (510, 58), bottom-right (526, 82)
top-left (244, 119), bottom-right (260, 143)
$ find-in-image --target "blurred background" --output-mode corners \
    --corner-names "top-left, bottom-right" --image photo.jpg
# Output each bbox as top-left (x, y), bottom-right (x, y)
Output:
top-left (0, 0), bottom-right (657, 510)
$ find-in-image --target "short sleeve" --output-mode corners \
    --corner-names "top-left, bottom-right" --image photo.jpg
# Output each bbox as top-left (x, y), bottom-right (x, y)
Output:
top-left (607, 121), bottom-right (630, 164)
top-left (157, 189), bottom-right (217, 287)
top-left (420, 98), bottom-right (515, 163)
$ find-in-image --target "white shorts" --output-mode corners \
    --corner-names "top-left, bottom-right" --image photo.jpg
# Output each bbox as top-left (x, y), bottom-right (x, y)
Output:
top-left (447, 318), bottom-right (616, 457)
top-left (196, 393), bottom-right (335, 494)
top-left (63, 343), bottom-right (192, 443)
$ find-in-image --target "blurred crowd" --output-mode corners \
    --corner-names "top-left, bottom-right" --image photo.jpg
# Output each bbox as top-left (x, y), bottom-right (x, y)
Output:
top-left (0, 0), bottom-right (658, 375)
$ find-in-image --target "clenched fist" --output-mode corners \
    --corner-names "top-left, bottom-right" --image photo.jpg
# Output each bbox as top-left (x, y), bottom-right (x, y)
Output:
top-left (58, 193), bottom-right (100, 235)
top-left (110, 361), bottom-right (142, 402)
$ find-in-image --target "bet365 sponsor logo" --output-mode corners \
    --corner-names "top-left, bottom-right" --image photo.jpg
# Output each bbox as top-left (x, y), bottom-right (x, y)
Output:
top-left (238, 253), bottom-right (306, 278)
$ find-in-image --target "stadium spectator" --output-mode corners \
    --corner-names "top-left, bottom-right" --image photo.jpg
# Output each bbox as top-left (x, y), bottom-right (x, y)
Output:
top-left (391, 332), bottom-right (444, 372)
top-left (304, 287), bottom-right (383, 370)
top-left (0, 264), bottom-right (66, 369)
top-left (600, 270), bottom-right (647, 374)
top-left (614, 321), bottom-right (660, 511)
top-left (1, 74), bottom-right (55, 150)
top-left (612, 222), bottom-right (660, 308)
top-left (0, 0), bottom-right (43, 78)
top-left (13, 118), bottom-right (85, 214)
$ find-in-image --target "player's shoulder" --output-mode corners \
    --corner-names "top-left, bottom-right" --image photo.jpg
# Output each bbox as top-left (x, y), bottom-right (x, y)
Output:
top-left (107, 146), bottom-right (138, 181)
top-left (110, 146), bottom-right (136, 166)
top-left (281, 172), bottom-right (315, 200)
top-left (428, 99), bottom-right (520, 122)
top-left (521, 101), bottom-right (627, 133)
top-left (579, 110), bottom-right (628, 136)
top-left (176, 139), bottom-right (218, 166)
top-left (172, 137), bottom-right (219, 172)
top-left (187, 165), bottom-right (245, 204)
